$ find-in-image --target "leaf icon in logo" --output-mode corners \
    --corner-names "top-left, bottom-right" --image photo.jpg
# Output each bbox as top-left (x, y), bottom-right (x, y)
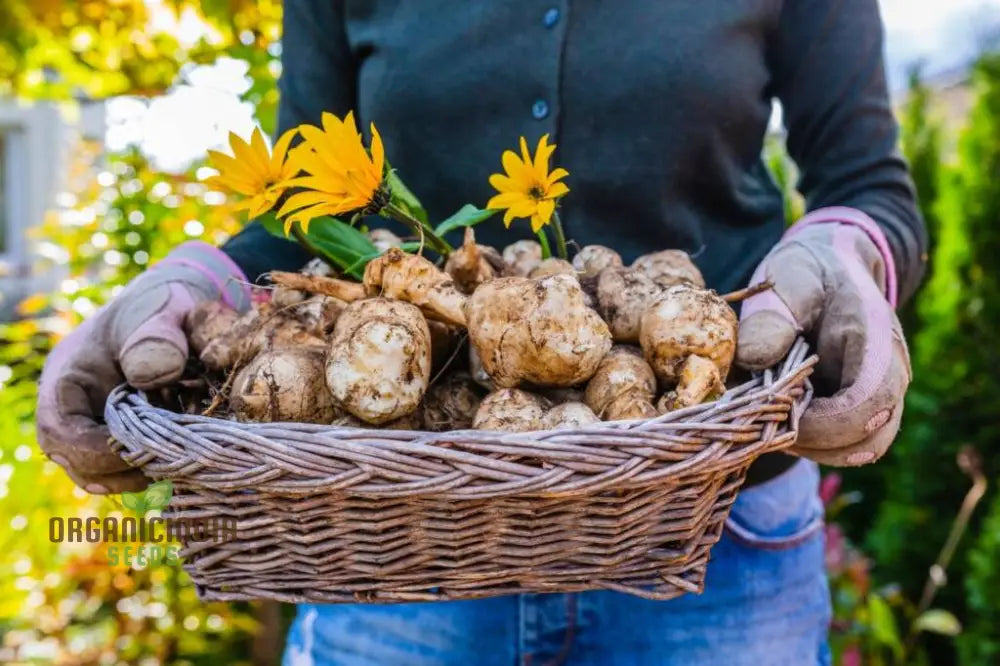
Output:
top-left (121, 491), bottom-right (147, 514)
top-left (144, 480), bottom-right (174, 511)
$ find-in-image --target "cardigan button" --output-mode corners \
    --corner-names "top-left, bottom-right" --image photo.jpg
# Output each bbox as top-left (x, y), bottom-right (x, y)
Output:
top-left (532, 99), bottom-right (550, 120)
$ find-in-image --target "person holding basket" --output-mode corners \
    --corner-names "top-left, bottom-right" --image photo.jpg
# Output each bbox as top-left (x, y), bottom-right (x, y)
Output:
top-left (37, 1), bottom-right (923, 664)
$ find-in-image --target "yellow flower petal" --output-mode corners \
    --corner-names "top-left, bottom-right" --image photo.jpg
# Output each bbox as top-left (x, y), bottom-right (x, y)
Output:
top-left (508, 200), bottom-right (540, 219)
top-left (530, 213), bottom-right (546, 233)
top-left (280, 112), bottom-right (384, 218)
top-left (487, 134), bottom-right (570, 229)
top-left (206, 126), bottom-right (304, 218)
top-left (207, 150), bottom-right (261, 185)
top-left (279, 189), bottom-right (341, 216)
top-left (547, 182), bottom-right (570, 199)
top-left (519, 136), bottom-right (532, 164)
top-left (370, 122), bottom-right (385, 181)
top-left (250, 128), bottom-right (271, 168)
top-left (487, 192), bottom-right (527, 209)
top-left (533, 135), bottom-right (555, 175)
top-left (489, 174), bottom-right (517, 193)
top-left (271, 128), bottom-right (298, 174)
top-left (501, 150), bottom-right (529, 181)
top-left (231, 132), bottom-right (268, 177)
top-left (536, 198), bottom-right (555, 225)
top-left (547, 167), bottom-right (569, 184)
top-left (205, 174), bottom-right (257, 197)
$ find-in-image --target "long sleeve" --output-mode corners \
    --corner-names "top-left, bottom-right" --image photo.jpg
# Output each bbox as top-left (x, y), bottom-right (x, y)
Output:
top-left (770, 0), bottom-right (927, 303)
top-left (221, 0), bottom-right (357, 282)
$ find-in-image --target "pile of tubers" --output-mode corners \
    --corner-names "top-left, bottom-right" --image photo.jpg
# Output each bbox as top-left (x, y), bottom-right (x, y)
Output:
top-left (184, 228), bottom-right (743, 433)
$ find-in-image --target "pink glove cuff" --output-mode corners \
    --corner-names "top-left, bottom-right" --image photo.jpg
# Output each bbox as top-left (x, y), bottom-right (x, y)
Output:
top-left (152, 241), bottom-right (251, 311)
top-left (785, 207), bottom-right (898, 308)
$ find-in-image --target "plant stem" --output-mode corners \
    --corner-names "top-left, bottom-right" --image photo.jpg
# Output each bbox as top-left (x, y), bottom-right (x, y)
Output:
top-left (551, 210), bottom-right (568, 260)
top-left (383, 202), bottom-right (452, 256)
top-left (536, 229), bottom-right (552, 259)
top-left (289, 224), bottom-right (323, 258)
top-left (902, 446), bottom-right (988, 659)
top-left (722, 281), bottom-right (774, 303)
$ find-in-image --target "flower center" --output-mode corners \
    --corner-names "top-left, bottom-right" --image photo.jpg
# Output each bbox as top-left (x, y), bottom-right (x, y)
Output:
top-left (528, 184), bottom-right (546, 200)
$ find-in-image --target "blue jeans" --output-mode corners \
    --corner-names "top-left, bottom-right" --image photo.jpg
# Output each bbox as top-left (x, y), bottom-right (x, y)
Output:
top-left (284, 460), bottom-right (831, 666)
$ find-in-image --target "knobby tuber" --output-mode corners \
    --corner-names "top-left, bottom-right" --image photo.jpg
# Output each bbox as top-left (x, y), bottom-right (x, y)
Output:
top-left (180, 242), bottom-right (749, 433)
top-left (473, 388), bottom-right (551, 432)
top-left (445, 228), bottom-right (505, 293)
top-left (572, 245), bottom-right (623, 277)
top-left (639, 284), bottom-right (737, 415)
top-left (584, 346), bottom-right (658, 421)
top-left (594, 267), bottom-right (663, 343)
top-left (502, 240), bottom-right (543, 277)
top-left (542, 402), bottom-right (601, 430)
top-left (231, 347), bottom-right (337, 423)
top-left (422, 373), bottom-right (484, 431)
top-left (325, 298), bottom-right (431, 424)
top-left (529, 258), bottom-right (576, 279)
top-left (656, 354), bottom-right (725, 413)
top-left (465, 274), bottom-right (613, 388)
top-left (631, 250), bottom-right (705, 289)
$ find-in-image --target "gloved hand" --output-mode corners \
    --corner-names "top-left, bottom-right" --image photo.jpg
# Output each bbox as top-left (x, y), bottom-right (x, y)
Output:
top-left (736, 207), bottom-right (912, 467)
top-left (37, 242), bottom-right (250, 494)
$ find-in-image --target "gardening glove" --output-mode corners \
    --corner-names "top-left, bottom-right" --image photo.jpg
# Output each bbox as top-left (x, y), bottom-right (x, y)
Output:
top-left (736, 207), bottom-right (912, 467)
top-left (37, 242), bottom-right (251, 494)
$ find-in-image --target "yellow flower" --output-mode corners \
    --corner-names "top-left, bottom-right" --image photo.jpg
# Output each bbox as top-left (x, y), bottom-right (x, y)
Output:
top-left (487, 134), bottom-right (569, 232)
top-left (278, 111), bottom-right (386, 234)
top-left (206, 127), bottom-right (298, 219)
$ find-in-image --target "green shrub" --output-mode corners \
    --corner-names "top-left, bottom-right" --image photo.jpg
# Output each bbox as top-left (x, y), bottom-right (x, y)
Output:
top-left (866, 54), bottom-right (1000, 664)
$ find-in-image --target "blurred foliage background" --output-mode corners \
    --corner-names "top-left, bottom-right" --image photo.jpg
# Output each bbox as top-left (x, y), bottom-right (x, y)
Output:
top-left (0, 1), bottom-right (999, 664)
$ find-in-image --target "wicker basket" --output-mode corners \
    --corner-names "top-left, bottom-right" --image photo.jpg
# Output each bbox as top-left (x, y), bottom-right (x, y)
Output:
top-left (105, 339), bottom-right (815, 604)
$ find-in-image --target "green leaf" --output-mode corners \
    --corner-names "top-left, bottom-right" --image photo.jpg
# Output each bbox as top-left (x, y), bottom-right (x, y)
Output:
top-left (257, 212), bottom-right (287, 239)
top-left (913, 609), bottom-right (962, 636)
top-left (867, 595), bottom-right (903, 660)
top-left (308, 218), bottom-right (378, 257)
top-left (258, 213), bottom-right (377, 280)
top-left (386, 168), bottom-right (428, 225)
top-left (121, 492), bottom-right (145, 514)
top-left (434, 205), bottom-right (498, 236)
top-left (143, 480), bottom-right (174, 511)
top-left (304, 237), bottom-right (372, 280)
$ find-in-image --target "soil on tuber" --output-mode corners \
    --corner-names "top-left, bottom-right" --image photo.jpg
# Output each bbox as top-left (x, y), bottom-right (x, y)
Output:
top-left (422, 373), bottom-right (484, 431)
top-left (584, 346), bottom-right (658, 421)
top-left (465, 274), bottom-right (613, 388)
top-left (444, 228), bottom-right (505, 293)
top-left (230, 347), bottom-right (338, 423)
top-left (325, 298), bottom-right (432, 425)
top-left (572, 245), bottom-right (623, 277)
top-left (656, 354), bottom-right (725, 413)
top-left (502, 240), bottom-right (543, 277)
top-left (631, 250), bottom-right (705, 289)
top-left (472, 388), bottom-right (551, 432)
top-left (593, 267), bottom-right (663, 343)
top-left (542, 402), bottom-right (601, 429)
top-left (529, 258), bottom-right (576, 279)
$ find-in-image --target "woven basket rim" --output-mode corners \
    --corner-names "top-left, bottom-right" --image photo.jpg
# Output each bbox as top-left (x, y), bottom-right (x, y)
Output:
top-left (105, 339), bottom-right (816, 499)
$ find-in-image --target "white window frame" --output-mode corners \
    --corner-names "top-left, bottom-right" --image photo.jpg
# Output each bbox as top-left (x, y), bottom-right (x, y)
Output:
top-left (0, 127), bottom-right (26, 267)
top-left (0, 102), bottom-right (61, 272)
